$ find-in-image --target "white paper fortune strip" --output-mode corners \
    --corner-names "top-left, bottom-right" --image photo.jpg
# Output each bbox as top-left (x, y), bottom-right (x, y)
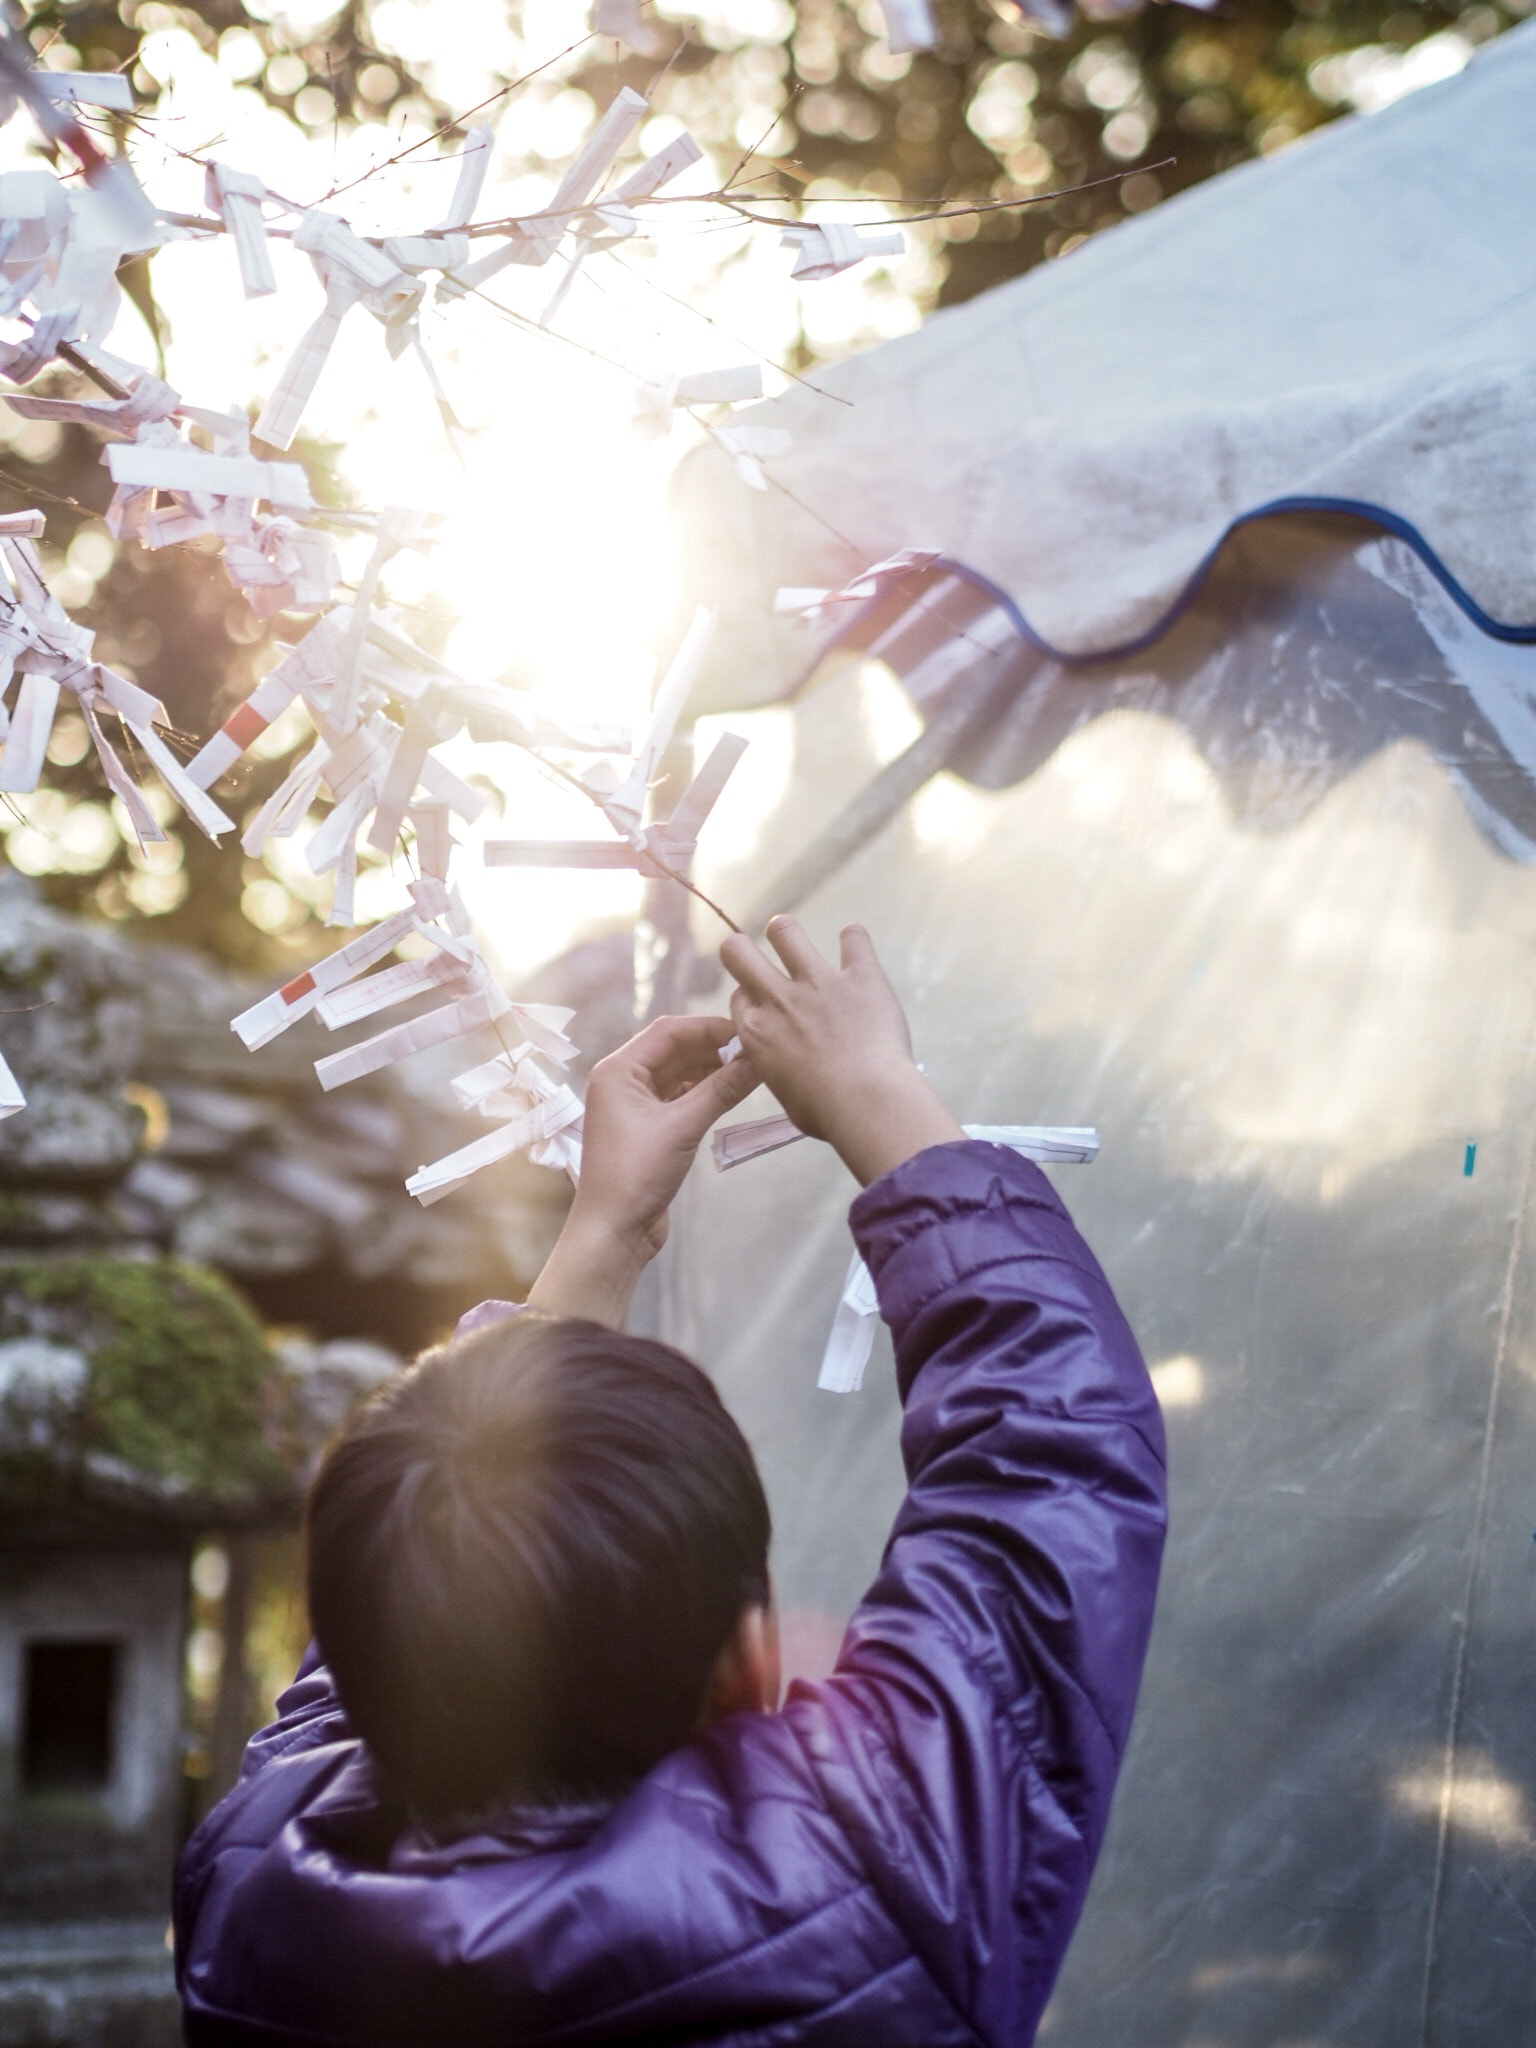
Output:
top-left (965, 1124), bottom-right (1100, 1163)
top-left (0, 1047), bottom-right (24, 1118)
top-left (382, 231), bottom-right (469, 274)
top-left (231, 907), bottom-right (420, 1047)
top-left (503, 1003), bottom-right (581, 1067)
top-left (657, 731), bottom-right (748, 856)
top-left (591, 0), bottom-right (663, 57)
top-left (252, 286), bottom-right (351, 449)
top-left (187, 592), bottom-right (462, 801)
top-left (522, 82), bottom-right (649, 255)
top-left (0, 63), bottom-right (154, 246)
top-left (294, 208), bottom-right (406, 294)
top-left (406, 1033), bottom-right (586, 1205)
top-left (408, 798), bottom-right (452, 881)
top-left (676, 366), bottom-right (763, 406)
top-left (879, 0), bottom-right (940, 53)
top-left (819, 1252), bottom-right (882, 1394)
top-left (446, 85), bottom-right (648, 289)
top-left (712, 1111), bottom-right (800, 1170)
top-left (434, 124), bottom-right (493, 231)
top-left (781, 222), bottom-right (905, 280)
top-left (716, 423), bottom-right (791, 490)
top-left (205, 162), bottom-right (277, 298)
top-left (0, 670), bottom-right (58, 792)
top-left (598, 605), bottom-right (716, 838)
top-left (714, 1116), bottom-right (1097, 1174)
top-left (251, 222), bottom-right (413, 454)
top-left (185, 645), bottom-right (320, 788)
top-left (35, 73), bottom-right (135, 110)
top-left (484, 729), bottom-right (746, 878)
top-left (775, 548), bottom-right (944, 624)
top-left (8, 367), bottom-right (178, 436)
top-left (405, 1088), bottom-right (584, 1205)
top-left (312, 975), bottom-right (511, 1092)
top-left (123, 716), bottom-right (234, 840)
top-left (0, 305), bottom-right (80, 384)
top-left (614, 132), bottom-right (702, 201)
top-left (106, 441), bottom-right (313, 508)
top-left (634, 365), bottom-right (764, 437)
top-left (314, 945), bottom-right (470, 1028)
top-left (811, 1123), bottom-right (1101, 1393)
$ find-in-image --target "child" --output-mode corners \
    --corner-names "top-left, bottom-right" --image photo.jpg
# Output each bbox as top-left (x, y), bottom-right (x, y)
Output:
top-left (175, 917), bottom-right (1167, 2047)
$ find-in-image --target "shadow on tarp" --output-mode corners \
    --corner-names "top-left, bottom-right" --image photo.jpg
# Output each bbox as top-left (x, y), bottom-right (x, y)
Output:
top-left (827, 511), bottom-right (1536, 860)
top-left (665, 510), bottom-right (1536, 2046)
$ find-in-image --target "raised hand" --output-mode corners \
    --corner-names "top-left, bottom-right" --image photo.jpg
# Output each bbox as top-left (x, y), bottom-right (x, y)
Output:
top-left (719, 917), bottom-right (964, 1186)
top-left (528, 1014), bottom-right (757, 1326)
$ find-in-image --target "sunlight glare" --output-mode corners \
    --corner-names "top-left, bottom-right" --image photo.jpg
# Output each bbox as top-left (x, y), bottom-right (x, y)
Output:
top-left (10, 0), bottom-right (926, 975)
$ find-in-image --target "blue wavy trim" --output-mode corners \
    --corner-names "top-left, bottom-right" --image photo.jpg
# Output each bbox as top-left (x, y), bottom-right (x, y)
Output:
top-left (860, 497), bottom-right (1536, 670)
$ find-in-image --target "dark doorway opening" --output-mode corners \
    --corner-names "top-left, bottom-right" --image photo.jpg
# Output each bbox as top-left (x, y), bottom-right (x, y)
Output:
top-left (22, 1640), bottom-right (119, 1795)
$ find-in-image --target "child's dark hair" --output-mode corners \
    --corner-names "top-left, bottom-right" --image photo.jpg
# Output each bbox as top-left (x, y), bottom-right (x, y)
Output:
top-left (306, 1312), bottom-right (772, 1821)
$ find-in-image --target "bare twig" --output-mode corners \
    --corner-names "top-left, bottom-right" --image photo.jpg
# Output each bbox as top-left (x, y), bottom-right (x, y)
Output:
top-left (322, 32), bottom-right (601, 202)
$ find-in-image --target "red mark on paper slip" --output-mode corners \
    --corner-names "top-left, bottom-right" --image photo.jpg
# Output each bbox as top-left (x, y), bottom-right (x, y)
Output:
top-left (279, 972), bottom-right (316, 1005)
top-left (223, 702), bottom-right (270, 751)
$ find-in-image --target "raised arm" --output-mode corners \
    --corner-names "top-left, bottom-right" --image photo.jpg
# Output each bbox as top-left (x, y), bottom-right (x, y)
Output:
top-left (721, 918), bottom-right (1167, 2046)
top-left (528, 1012), bottom-right (758, 1327)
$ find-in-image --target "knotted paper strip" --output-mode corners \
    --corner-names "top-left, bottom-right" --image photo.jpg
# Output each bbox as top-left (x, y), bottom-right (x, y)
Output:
top-left (813, 1123), bottom-right (1100, 1391)
top-left (781, 222), bottom-right (905, 281)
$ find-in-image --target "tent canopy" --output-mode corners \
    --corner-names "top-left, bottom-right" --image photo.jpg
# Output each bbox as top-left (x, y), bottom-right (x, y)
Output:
top-left (655, 27), bottom-right (1536, 2046)
top-left (674, 19), bottom-right (1536, 708)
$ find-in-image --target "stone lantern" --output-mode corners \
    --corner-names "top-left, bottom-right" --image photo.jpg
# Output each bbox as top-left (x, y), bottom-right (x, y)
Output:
top-left (0, 1260), bottom-right (297, 2047)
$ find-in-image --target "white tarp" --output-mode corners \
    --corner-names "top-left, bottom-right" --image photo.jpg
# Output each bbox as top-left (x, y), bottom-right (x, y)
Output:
top-left (655, 29), bottom-right (1536, 2037)
top-left (674, 19), bottom-right (1536, 708)
top-left (656, 552), bottom-right (1536, 2045)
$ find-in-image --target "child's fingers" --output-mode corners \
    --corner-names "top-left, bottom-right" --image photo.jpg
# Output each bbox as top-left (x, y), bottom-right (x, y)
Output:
top-left (668, 1049), bottom-right (759, 1143)
top-left (633, 1017), bottom-right (740, 1096)
top-left (720, 931), bottom-right (787, 1001)
top-left (650, 1014), bottom-right (737, 1061)
top-left (654, 1040), bottom-right (746, 1100)
top-left (765, 915), bottom-right (827, 983)
top-left (838, 922), bottom-right (880, 974)
top-left (610, 1014), bottom-right (698, 1077)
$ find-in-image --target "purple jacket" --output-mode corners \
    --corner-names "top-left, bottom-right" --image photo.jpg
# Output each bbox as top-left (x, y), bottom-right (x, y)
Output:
top-left (175, 1143), bottom-right (1167, 2047)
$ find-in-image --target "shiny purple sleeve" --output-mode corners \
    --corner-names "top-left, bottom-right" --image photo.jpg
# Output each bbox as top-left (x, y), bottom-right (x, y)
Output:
top-left (783, 1140), bottom-right (1168, 2045)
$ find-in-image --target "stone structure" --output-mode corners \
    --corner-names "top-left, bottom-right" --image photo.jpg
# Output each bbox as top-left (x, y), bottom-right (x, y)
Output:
top-left (0, 872), bottom-right (575, 1348)
top-left (0, 879), bottom-right (618, 2045)
top-left (0, 1255), bottom-right (293, 2048)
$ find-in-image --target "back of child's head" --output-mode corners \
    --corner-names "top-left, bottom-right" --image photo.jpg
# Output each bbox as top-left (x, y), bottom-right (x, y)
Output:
top-left (306, 1312), bottom-right (772, 1822)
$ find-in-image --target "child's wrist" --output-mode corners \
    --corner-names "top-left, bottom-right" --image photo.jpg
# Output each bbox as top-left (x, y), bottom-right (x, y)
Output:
top-left (527, 1204), bottom-right (658, 1327)
top-left (823, 1067), bottom-right (966, 1186)
top-left (564, 1198), bottom-right (664, 1269)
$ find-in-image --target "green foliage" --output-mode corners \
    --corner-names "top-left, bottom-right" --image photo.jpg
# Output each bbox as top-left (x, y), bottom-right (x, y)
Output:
top-left (17, 0), bottom-right (446, 135)
top-left (612, 1), bottom-right (1525, 312)
top-left (0, 1256), bottom-right (291, 1502)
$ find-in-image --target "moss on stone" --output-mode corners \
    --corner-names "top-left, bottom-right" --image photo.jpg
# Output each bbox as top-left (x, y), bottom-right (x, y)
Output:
top-left (0, 1258), bottom-right (292, 1504)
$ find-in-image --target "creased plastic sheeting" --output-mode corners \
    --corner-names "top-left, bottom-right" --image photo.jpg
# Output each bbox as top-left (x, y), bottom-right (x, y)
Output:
top-left (838, 514), bottom-right (1536, 862)
top-left (658, 522), bottom-right (1536, 2046)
